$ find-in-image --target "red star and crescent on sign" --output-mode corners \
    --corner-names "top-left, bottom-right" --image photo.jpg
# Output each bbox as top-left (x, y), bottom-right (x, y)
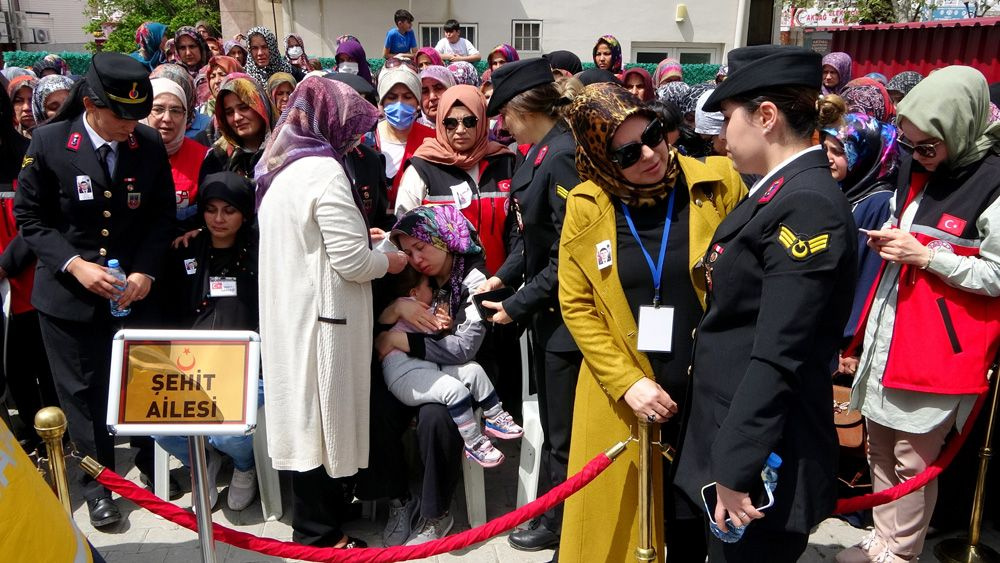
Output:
top-left (175, 348), bottom-right (196, 372)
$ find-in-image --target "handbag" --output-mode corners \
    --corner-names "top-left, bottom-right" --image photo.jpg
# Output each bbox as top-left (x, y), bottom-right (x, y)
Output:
top-left (833, 384), bottom-right (865, 450)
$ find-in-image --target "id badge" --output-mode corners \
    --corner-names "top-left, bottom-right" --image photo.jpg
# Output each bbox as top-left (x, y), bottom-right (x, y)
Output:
top-left (209, 276), bottom-right (238, 297)
top-left (450, 183), bottom-right (473, 209)
top-left (76, 175), bottom-right (94, 200)
top-left (637, 305), bottom-right (674, 352)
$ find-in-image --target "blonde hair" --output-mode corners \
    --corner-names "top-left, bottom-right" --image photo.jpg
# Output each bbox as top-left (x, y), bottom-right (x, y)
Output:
top-left (505, 76), bottom-right (585, 120)
top-left (817, 94), bottom-right (848, 128)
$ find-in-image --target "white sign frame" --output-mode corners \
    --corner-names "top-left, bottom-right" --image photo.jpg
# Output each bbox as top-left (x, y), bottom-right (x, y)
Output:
top-left (106, 329), bottom-right (260, 437)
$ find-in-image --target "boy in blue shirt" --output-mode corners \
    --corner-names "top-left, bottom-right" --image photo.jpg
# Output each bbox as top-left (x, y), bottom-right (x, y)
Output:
top-left (383, 9), bottom-right (417, 58)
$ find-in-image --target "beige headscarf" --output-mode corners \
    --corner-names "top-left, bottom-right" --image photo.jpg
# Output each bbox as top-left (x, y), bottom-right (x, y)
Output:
top-left (142, 77), bottom-right (188, 156)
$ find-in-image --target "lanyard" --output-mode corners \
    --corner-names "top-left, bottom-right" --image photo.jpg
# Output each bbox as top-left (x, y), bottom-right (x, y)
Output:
top-left (620, 188), bottom-right (676, 307)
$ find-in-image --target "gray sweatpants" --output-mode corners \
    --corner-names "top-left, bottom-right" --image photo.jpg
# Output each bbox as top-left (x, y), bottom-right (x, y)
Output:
top-left (382, 352), bottom-right (495, 409)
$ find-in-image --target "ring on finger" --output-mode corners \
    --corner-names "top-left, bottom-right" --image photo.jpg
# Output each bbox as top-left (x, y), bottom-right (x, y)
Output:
top-left (646, 413), bottom-right (656, 422)
top-left (739, 512), bottom-right (749, 519)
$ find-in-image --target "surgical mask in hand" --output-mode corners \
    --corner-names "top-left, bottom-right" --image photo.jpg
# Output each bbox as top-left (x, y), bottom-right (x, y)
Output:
top-left (287, 46), bottom-right (303, 59)
top-left (338, 61), bottom-right (359, 75)
top-left (384, 101), bottom-right (418, 130)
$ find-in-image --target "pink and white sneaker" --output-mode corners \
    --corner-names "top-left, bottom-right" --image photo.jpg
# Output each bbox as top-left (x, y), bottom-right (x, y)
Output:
top-left (464, 436), bottom-right (505, 468)
top-left (484, 411), bottom-right (523, 440)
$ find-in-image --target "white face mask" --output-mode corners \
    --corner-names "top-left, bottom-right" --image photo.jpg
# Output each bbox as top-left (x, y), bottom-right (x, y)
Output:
top-left (338, 62), bottom-right (359, 75)
top-left (287, 46), bottom-right (303, 59)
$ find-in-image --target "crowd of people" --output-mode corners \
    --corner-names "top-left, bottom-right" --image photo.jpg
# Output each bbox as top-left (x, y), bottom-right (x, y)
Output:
top-left (1, 9), bottom-right (999, 563)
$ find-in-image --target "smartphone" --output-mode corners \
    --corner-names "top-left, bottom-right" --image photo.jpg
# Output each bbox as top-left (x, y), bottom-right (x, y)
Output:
top-left (700, 481), bottom-right (775, 527)
top-left (472, 287), bottom-right (516, 320)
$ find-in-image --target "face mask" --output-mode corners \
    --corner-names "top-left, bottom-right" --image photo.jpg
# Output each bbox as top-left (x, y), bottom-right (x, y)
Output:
top-left (287, 46), bottom-right (303, 59)
top-left (338, 62), bottom-right (359, 75)
top-left (384, 101), bottom-right (417, 130)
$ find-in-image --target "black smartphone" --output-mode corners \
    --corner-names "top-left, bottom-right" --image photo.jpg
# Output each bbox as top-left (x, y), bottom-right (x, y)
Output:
top-left (472, 287), bottom-right (516, 320)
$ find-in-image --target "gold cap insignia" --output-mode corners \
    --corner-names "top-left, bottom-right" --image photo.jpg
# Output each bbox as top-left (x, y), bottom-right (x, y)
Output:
top-left (107, 81), bottom-right (148, 105)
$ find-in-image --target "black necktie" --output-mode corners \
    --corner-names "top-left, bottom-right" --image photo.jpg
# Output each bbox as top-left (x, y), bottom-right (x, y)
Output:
top-left (97, 144), bottom-right (112, 182)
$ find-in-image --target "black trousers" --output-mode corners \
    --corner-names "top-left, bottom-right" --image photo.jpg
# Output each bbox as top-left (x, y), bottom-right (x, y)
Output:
top-left (290, 466), bottom-right (350, 546)
top-left (537, 348), bottom-right (582, 534)
top-left (5, 311), bottom-right (60, 446)
top-left (706, 524), bottom-right (808, 563)
top-left (37, 313), bottom-right (119, 501)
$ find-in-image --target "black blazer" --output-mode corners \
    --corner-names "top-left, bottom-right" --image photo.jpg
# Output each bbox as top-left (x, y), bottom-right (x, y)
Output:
top-left (14, 115), bottom-right (176, 322)
top-left (494, 124), bottom-right (580, 352)
top-left (674, 148), bottom-right (858, 534)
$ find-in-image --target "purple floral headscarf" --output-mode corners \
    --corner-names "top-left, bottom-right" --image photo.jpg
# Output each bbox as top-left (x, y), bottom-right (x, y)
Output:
top-left (448, 62), bottom-right (480, 87)
top-left (822, 52), bottom-right (852, 94)
top-left (254, 78), bottom-right (379, 208)
top-left (419, 65), bottom-right (456, 89)
top-left (821, 112), bottom-right (899, 204)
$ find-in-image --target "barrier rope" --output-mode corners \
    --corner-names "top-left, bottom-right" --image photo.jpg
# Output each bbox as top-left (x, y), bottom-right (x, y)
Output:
top-left (833, 390), bottom-right (987, 515)
top-left (81, 440), bottom-right (625, 562)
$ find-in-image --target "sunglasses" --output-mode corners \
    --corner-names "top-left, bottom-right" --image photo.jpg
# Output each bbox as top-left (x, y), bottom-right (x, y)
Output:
top-left (609, 119), bottom-right (665, 169)
top-left (443, 115), bottom-right (479, 131)
top-left (898, 137), bottom-right (942, 159)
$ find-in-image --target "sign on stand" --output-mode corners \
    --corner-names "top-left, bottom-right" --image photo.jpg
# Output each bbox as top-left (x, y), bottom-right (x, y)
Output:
top-left (106, 329), bottom-right (261, 563)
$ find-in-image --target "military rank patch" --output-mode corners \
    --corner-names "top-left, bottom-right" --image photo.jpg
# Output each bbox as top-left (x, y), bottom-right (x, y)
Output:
top-left (778, 224), bottom-right (829, 261)
top-left (556, 185), bottom-right (569, 199)
top-left (21, 155), bottom-right (34, 169)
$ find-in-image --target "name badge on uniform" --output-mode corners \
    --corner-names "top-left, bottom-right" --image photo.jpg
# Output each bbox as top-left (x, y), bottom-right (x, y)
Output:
top-left (76, 175), bottom-right (94, 200)
top-left (596, 240), bottom-right (613, 270)
top-left (183, 258), bottom-right (198, 275)
top-left (450, 183), bottom-right (473, 209)
top-left (209, 277), bottom-right (237, 297)
top-left (637, 306), bottom-right (674, 352)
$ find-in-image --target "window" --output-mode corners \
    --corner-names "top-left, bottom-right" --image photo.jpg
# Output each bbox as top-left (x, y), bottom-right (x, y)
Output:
top-left (511, 20), bottom-right (542, 53)
top-left (419, 23), bottom-right (478, 48)
top-left (632, 42), bottom-right (723, 65)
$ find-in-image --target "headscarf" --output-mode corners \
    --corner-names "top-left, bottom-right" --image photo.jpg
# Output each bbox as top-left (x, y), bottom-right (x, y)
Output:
top-left (866, 72), bottom-right (888, 86)
top-left (390, 205), bottom-right (483, 315)
top-left (214, 73), bottom-right (272, 154)
top-left (284, 33), bottom-right (311, 72)
top-left (886, 71), bottom-right (923, 97)
top-left (592, 35), bottom-right (623, 74)
top-left (208, 55), bottom-right (245, 82)
top-left (414, 85), bottom-right (511, 168)
top-left (576, 69), bottom-right (621, 86)
top-left (622, 67), bottom-right (654, 102)
top-left (420, 66), bottom-right (456, 90)
top-left (448, 62), bottom-right (480, 87)
top-left (164, 39), bottom-right (176, 62)
top-left (991, 103), bottom-right (1000, 124)
top-left (30, 74), bottom-right (74, 125)
top-left (142, 78), bottom-right (188, 156)
top-left (715, 65), bottom-right (729, 82)
top-left (841, 77), bottom-right (896, 123)
top-left (6, 75), bottom-right (37, 104)
top-left (896, 65), bottom-right (1000, 170)
top-left (821, 52), bottom-right (852, 94)
top-left (255, 77), bottom-right (379, 207)
top-left (567, 83), bottom-right (681, 207)
top-left (377, 66), bottom-right (421, 104)
top-left (336, 34), bottom-right (360, 46)
top-left (194, 66), bottom-right (211, 106)
top-left (416, 47), bottom-right (444, 68)
top-left (684, 83), bottom-right (714, 116)
top-left (195, 21), bottom-right (221, 39)
top-left (653, 58), bottom-right (683, 86)
top-left (656, 81), bottom-right (690, 108)
top-left (32, 54), bottom-right (69, 77)
top-left (822, 112), bottom-right (899, 204)
top-left (132, 22), bottom-right (167, 72)
top-left (174, 26), bottom-right (210, 77)
top-left (695, 90), bottom-right (723, 135)
top-left (245, 26), bottom-right (294, 84)
top-left (150, 63), bottom-right (199, 127)
top-left (335, 39), bottom-right (373, 85)
top-left (224, 39), bottom-right (248, 59)
top-left (544, 50), bottom-right (583, 77)
top-left (265, 72), bottom-right (297, 121)
top-left (488, 44), bottom-right (520, 66)
top-left (479, 68), bottom-right (493, 86)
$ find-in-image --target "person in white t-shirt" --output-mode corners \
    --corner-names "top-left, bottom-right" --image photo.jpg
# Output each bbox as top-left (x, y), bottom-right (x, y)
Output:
top-left (434, 19), bottom-right (480, 63)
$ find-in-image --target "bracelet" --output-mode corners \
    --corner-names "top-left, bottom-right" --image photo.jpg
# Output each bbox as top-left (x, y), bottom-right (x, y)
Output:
top-left (921, 247), bottom-right (937, 270)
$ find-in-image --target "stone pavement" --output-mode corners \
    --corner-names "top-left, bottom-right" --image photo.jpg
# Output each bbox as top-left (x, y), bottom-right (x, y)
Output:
top-left (69, 438), bottom-right (998, 562)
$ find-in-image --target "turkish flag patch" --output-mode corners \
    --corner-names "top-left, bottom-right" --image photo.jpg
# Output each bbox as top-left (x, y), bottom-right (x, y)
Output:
top-left (936, 214), bottom-right (967, 236)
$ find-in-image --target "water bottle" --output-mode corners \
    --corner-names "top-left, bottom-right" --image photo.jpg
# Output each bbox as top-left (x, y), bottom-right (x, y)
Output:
top-left (430, 288), bottom-right (450, 318)
top-left (107, 259), bottom-right (130, 318)
top-left (708, 452), bottom-right (783, 543)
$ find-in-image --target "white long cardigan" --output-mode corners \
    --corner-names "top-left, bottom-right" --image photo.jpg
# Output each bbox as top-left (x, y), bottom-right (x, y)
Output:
top-left (258, 156), bottom-right (389, 477)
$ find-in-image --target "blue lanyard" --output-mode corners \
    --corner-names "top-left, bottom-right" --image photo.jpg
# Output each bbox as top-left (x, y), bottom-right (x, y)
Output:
top-left (620, 188), bottom-right (676, 307)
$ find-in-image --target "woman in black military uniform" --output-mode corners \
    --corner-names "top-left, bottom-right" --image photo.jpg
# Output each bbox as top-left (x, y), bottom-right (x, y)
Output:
top-left (673, 46), bottom-right (858, 562)
top-left (14, 53), bottom-right (176, 527)
top-left (474, 58), bottom-right (583, 553)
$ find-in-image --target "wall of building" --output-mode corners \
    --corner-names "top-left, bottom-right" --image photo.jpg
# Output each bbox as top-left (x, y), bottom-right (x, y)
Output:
top-left (12, 0), bottom-right (90, 51)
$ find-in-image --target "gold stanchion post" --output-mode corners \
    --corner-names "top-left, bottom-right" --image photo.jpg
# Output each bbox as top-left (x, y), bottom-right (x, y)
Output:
top-left (34, 406), bottom-right (72, 515)
top-left (636, 418), bottom-right (656, 562)
top-left (935, 367), bottom-right (1000, 563)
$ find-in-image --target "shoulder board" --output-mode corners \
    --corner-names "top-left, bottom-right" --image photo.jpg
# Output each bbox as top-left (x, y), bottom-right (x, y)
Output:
top-left (21, 155), bottom-right (35, 169)
top-left (534, 145), bottom-right (549, 167)
top-left (556, 184), bottom-right (570, 199)
top-left (66, 132), bottom-right (82, 151)
top-left (758, 176), bottom-right (784, 204)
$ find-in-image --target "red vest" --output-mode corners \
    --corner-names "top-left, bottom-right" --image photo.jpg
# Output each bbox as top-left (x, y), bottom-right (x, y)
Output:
top-left (170, 137), bottom-right (207, 222)
top-left (0, 181), bottom-right (34, 314)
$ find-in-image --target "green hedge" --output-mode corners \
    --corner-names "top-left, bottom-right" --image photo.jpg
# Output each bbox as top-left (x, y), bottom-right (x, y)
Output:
top-left (6, 51), bottom-right (721, 85)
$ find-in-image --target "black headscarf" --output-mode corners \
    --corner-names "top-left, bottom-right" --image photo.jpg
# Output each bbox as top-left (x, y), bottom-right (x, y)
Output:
top-left (544, 50), bottom-right (583, 76)
top-left (576, 68), bottom-right (622, 86)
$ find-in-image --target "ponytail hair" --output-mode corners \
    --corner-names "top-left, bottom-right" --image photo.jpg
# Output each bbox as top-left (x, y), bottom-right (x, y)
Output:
top-left (817, 94), bottom-right (848, 128)
top-left (504, 76), bottom-right (585, 121)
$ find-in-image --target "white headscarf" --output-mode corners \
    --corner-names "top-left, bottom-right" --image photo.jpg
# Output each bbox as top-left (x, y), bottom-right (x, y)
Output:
top-left (695, 90), bottom-right (723, 136)
top-left (143, 77), bottom-right (188, 155)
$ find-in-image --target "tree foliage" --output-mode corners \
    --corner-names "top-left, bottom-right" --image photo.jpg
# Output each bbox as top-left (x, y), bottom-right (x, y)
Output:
top-left (83, 0), bottom-right (220, 53)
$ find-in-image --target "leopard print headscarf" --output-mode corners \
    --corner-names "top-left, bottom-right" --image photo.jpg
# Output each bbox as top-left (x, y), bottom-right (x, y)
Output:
top-left (566, 83), bottom-right (680, 207)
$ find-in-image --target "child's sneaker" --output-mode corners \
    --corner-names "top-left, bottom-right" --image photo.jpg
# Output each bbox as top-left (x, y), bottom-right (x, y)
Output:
top-left (464, 436), bottom-right (505, 468)
top-left (484, 411), bottom-right (523, 440)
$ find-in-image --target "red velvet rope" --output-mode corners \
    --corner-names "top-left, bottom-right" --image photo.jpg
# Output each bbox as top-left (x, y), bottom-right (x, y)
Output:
top-left (834, 391), bottom-right (987, 514)
top-left (93, 449), bottom-right (614, 562)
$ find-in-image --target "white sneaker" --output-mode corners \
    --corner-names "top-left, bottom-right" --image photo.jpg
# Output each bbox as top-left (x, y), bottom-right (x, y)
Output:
top-left (193, 446), bottom-right (223, 512)
top-left (405, 512), bottom-right (454, 546)
top-left (382, 495), bottom-right (420, 546)
top-left (835, 531), bottom-right (885, 563)
top-left (227, 467), bottom-right (258, 511)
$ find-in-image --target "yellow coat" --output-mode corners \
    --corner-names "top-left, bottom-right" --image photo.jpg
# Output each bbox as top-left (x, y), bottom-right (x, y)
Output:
top-left (556, 155), bottom-right (747, 563)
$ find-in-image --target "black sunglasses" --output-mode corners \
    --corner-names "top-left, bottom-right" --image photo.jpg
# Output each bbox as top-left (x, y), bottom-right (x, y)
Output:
top-left (898, 137), bottom-right (942, 159)
top-left (609, 119), bottom-right (665, 169)
top-left (443, 115), bottom-right (479, 131)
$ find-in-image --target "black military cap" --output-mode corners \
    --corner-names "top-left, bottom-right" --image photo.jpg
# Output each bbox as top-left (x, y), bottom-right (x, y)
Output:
top-left (543, 50), bottom-right (583, 75)
top-left (486, 58), bottom-right (554, 117)
top-left (702, 46), bottom-right (822, 112)
top-left (86, 52), bottom-right (153, 120)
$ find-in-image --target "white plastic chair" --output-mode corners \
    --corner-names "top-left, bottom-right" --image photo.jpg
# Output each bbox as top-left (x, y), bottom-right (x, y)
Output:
top-left (516, 330), bottom-right (545, 507)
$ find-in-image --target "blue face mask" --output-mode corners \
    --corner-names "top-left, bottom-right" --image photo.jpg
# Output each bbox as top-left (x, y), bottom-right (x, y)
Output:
top-left (384, 101), bottom-right (417, 130)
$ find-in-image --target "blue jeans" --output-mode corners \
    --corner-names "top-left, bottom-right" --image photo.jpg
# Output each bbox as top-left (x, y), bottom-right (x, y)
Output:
top-left (153, 379), bottom-right (265, 472)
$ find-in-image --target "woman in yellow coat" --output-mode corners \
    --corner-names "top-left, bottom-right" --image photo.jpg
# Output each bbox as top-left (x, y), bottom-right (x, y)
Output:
top-left (557, 83), bottom-right (746, 562)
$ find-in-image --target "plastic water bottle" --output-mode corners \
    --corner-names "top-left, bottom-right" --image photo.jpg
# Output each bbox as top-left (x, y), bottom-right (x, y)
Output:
top-left (709, 452), bottom-right (783, 543)
top-left (107, 259), bottom-right (130, 318)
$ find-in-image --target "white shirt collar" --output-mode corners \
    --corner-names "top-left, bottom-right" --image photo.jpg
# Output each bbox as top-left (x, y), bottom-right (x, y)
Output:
top-left (82, 111), bottom-right (119, 153)
top-left (747, 145), bottom-right (824, 198)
